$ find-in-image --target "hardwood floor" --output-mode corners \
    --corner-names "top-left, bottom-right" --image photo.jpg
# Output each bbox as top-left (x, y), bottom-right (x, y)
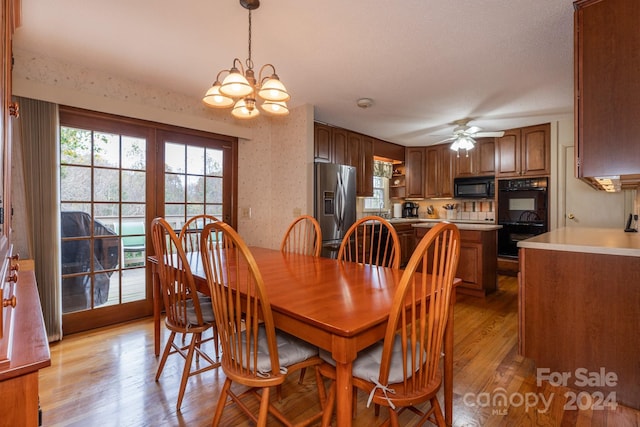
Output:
top-left (39, 275), bottom-right (640, 426)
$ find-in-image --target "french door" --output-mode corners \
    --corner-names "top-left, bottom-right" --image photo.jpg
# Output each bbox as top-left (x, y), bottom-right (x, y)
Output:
top-left (59, 107), bottom-right (236, 334)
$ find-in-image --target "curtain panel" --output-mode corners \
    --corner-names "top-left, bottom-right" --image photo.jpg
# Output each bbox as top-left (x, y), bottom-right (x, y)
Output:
top-left (14, 96), bottom-right (62, 341)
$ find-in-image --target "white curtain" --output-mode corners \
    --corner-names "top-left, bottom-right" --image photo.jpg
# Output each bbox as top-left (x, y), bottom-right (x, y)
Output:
top-left (13, 96), bottom-right (62, 341)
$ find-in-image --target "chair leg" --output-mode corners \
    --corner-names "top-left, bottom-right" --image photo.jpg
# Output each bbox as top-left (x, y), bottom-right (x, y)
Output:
top-left (176, 334), bottom-right (197, 411)
top-left (321, 381), bottom-right (336, 427)
top-left (212, 324), bottom-right (220, 360)
top-left (315, 368), bottom-right (327, 408)
top-left (211, 378), bottom-right (232, 427)
top-left (298, 367), bottom-right (307, 384)
top-left (257, 386), bottom-right (270, 427)
top-left (431, 397), bottom-right (446, 427)
top-left (155, 331), bottom-right (177, 381)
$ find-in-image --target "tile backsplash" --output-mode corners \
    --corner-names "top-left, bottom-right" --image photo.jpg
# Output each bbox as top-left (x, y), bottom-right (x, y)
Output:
top-left (413, 199), bottom-right (495, 222)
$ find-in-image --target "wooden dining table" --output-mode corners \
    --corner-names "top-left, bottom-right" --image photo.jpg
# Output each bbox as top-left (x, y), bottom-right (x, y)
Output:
top-left (148, 247), bottom-right (459, 427)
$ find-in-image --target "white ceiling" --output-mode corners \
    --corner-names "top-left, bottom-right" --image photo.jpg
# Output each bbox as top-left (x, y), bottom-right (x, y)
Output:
top-left (13, 0), bottom-right (575, 146)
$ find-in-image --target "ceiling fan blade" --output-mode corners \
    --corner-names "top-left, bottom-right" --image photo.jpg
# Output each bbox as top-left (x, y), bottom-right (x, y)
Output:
top-left (475, 131), bottom-right (505, 138)
top-left (433, 136), bottom-right (455, 144)
top-left (465, 126), bottom-right (482, 135)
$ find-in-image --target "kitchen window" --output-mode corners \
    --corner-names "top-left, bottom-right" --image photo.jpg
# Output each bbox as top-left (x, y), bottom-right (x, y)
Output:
top-left (363, 160), bottom-right (392, 213)
top-left (364, 176), bottom-right (387, 210)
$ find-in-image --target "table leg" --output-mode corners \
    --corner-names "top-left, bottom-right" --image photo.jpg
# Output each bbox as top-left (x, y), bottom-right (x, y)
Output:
top-left (335, 361), bottom-right (354, 427)
top-left (444, 289), bottom-right (456, 426)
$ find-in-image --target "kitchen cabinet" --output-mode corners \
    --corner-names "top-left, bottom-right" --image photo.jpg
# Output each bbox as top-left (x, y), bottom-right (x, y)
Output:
top-left (373, 139), bottom-right (405, 162)
top-left (415, 226), bottom-right (497, 297)
top-left (354, 134), bottom-right (373, 197)
top-left (314, 123), bottom-right (373, 196)
top-left (574, 0), bottom-right (640, 183)
top-left (495, 124), bottom-right (550, 178)
top-left (313, 122), bottom-right (348, 165)
top-left (391, 222), bottom-right (417, 267)
top-left (519, 229), bottom-right (640, 409)
top-left (425, 144), bottom-right (453, 198)
top-left (454, 138), bottom-right (496, 178)
top-left (405, 147), bottom-right (426, 198)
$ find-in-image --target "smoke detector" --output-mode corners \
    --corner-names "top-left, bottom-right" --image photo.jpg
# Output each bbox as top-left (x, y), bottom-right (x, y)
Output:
top-left (356, 98), bottom-right (374, 109)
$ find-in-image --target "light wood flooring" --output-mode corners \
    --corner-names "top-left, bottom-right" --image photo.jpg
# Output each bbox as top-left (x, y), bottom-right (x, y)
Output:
top-left (39, 275), bottom-right (640, 426)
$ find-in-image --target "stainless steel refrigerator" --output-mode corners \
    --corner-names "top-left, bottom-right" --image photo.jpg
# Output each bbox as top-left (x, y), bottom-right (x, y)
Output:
top-left (314, 163), bottom-right (356, 258)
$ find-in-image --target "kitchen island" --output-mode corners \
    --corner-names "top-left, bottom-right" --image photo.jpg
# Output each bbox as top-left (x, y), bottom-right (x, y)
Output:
top-left (518, 227), bottom-right (640, 410)
top-left (413, 220), bottom-right (502, 296)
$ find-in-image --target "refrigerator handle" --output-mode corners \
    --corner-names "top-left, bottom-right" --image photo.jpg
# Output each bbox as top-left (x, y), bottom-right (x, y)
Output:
top-left (335, 171), bottom-right (345, 230)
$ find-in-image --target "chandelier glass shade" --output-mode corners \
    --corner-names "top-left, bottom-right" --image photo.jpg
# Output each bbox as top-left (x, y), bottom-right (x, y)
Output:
top-left (202, 1), bottom-right (290, 119)
top-left (450, 135), bottom-right (476, 157)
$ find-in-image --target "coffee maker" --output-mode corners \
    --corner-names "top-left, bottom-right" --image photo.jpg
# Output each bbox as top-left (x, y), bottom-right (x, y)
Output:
top-left (402, 201), bottom-right (419, 218)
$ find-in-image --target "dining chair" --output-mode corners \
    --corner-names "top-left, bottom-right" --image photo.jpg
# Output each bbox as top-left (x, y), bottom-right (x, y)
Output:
top-left (280, 214), bottom-right (322, 386)
top-left (150, 217), bottom-right (220, 411)
top-left (316, 222), bottom-right (461, 427)
top-left (200, 221), bottom-right (324, 427)
top-left (280, 214), bottom-right (322, 257)
top-left (179, 214), bottom-right (221, 253)
top-left (177, 214), bottom-right (220, 346)
top-left (337, 215), bottom-right (402, 415)
top-left (337, 215), bottom-right (401, 269)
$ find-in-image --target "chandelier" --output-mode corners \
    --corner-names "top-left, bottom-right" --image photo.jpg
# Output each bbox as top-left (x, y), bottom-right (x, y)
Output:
top-left (202, 0), bottom-right (290, 119)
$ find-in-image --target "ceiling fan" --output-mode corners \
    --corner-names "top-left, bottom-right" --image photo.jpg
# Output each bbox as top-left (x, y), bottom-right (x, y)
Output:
top-left (435, 119), bottom-right (505, 153)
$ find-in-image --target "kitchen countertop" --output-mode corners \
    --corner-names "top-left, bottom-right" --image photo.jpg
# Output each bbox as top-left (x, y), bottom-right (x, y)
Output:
top-left (517, 227), bottom-right (640, 257)
top-left (410, 220), bottom-right (502, 231)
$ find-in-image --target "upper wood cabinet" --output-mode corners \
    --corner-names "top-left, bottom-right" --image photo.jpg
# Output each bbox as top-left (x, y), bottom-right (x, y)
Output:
top-left (425, 144), bottom-right (454, 198)
top-left (495, 124), bottom-right (550, 178)
top-left (405, 147), bottom-right (426, 198)
top-left (574, 0), bottom-right (640, 180)
top-left (313, 122), bottom-right (373, 197)
top-left (313, 123), bottom-right (332, 163)
top-left (314, 123), bottom-right (348, 165)
top-left (351, 133), bottom-right (373, 197)
top-left (454, 138), bottom-right (496, 178)
top-left (373, 139), bottom-right (405, 162)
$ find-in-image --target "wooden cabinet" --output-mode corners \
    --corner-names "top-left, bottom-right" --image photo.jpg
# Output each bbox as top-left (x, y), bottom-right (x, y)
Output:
top-left (313, 123), bottom-right (348, 165)
top-left (0, 266), bottom-right (51, 426)
top-left (425, 144), bottom-right (453, 198)
top-left (405, 147), bottom-right (425, 198)
top-left (392, 222), bottom-right (417, 267)
top-left (495, 124), bottom-right (550, 178)
top-left (574, 0), bottom-right (640, 181)
top-left (355, 134), bottom-right (373, 197)
top-left (519, 246), bottom-right (639, 409)
top-left (313, 122), bottom-right (332, 163)
top-left (314, 123), bottom-right (373, 196)
top-left (416, 227), bottom-right (497, 297)
top-left (454, 138), bottom-right (496, 177)
top-left (373, 139), bottom-right (405, 162)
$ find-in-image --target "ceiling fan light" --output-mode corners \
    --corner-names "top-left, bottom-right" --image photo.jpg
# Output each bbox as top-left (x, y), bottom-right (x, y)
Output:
top-left (220, 68), bottom-right (253, 98)
top-left (261, 100), bottom-right (289, 116)
top-left (202, 81), bottom-right (235, 108)
top-left (258, 76), bottom-right (290, 102)
top-left (231, 98), bottom-right (260, 119)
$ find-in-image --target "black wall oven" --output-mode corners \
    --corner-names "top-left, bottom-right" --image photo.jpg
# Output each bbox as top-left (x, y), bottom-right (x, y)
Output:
top-left (497, 177), bottom-right (548, 258)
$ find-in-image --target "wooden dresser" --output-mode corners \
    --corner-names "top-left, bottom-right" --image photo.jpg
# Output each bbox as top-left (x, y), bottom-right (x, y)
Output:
top-left (0, 257), bottom-right (50, 426)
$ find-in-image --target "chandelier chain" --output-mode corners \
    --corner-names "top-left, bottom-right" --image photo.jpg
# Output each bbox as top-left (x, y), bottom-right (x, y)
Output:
top-left (247, 10), bottom-right (253, 70)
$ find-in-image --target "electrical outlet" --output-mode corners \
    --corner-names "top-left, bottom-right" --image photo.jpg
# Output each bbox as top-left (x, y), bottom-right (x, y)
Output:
top-left (293, 208), bottom-right (301, 217)
top-left (241, 207), bottom-right (251, 219)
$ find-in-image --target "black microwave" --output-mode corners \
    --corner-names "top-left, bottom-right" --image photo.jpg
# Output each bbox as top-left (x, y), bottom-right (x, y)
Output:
top-left (453, 176), bottom-right (495, 198)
